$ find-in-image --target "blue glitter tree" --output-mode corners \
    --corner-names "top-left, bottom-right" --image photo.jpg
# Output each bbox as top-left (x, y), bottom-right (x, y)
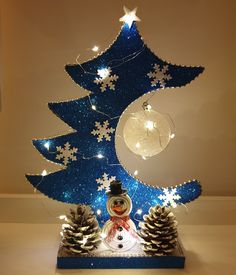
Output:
top-left (26, 8), bottom-right (204, 225)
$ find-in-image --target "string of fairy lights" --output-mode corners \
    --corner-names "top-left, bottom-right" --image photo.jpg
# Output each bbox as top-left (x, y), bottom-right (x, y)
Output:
top-left (39, 93), bottom-right (176, 176)
top-left (33, 7), bottom-right (181, 220)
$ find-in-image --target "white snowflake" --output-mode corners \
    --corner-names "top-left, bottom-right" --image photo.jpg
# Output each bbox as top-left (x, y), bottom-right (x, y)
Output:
top-left (56, 142), bottom-right (78, 165)
top-left (91, 120), bottom-right (115, 142)
top-left (147, 64), bottom-right (172, 88)
top-left (158, 188), bottom-right (181, 208)
top-left (96, 173), bottom-right (116, 192)
top-left (94, 67), bottom-right (119, 92)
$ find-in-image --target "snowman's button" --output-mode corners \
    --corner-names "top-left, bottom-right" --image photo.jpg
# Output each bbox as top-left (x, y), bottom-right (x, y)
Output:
top-left (118, 227), bottom-right (123, 231)
top-left (117, 235), bottom-right (123, 241)
top-left (118, 244), bottom-right (123, 249)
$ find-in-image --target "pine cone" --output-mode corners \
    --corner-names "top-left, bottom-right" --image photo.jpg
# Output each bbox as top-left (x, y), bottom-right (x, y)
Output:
top-left (61, 205), bottom-right (101, 255)
top-left (138, 205), bottom-right (178, 256)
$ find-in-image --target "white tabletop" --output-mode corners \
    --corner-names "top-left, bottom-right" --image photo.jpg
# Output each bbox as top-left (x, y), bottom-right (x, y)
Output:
top-left (0, 223), bottom-right (235, 275)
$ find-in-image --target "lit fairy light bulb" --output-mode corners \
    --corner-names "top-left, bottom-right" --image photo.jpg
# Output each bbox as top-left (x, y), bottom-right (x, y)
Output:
top-left (137, 209), bottom-right (142, 215)
top-left (44, 141), bottom-right (50, 150)
top-left (41, 169), bottom-right (47, 176)
top-left (82, 237), bottom-right (87, 245)
top-left (146, 104), bottom-right (152, 111)
top-left (97, 154), bottom-right (104, 159)
top-left (142, 156), bottom-right (147, 160)
top-left (96, 209), bottom-right (102, 215)
top-left (135, 142), bottom-right (141, 148)
top-left (91, 105), bottom-right (96, 110)
top-left (97, 68), bottom-right (110, 79)
top-left (59, 215), bottom-right (67, 221)
top-left (100, 232), bottom-right (107, 239)
top-left (62, 223), bottom-right (70, 229)
top-left (92, 45), bottom-right (99, 52)
top-left (170, 133), bottom-right (175, 139)
top-left (134, 170), bottom-right (138, 176)
top-left (145, 120), bottom-right (155, 130)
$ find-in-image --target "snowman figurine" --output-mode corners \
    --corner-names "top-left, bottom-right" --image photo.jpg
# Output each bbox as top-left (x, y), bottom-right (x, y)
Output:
top-left (102, 180), bottom-right (137, 252)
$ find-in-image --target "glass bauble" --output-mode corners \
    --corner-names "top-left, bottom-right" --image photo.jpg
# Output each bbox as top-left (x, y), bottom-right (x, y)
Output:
top-left (123, 109), bottom-right (172, 157)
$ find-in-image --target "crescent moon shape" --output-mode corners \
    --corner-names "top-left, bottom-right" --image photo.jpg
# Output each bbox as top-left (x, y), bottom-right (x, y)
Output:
top-left (26, 23), bottom-right (203, 224)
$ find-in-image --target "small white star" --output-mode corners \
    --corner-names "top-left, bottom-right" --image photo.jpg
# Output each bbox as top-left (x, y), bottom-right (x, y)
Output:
top-left (119, 6), bottom-right (141, 28)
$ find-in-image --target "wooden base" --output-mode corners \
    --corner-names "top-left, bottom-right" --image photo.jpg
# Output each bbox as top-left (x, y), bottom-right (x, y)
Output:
top-left (57, 240), bottom-right (185, 269)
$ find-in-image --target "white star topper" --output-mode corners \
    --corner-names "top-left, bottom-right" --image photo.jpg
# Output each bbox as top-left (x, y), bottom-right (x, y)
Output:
top-left (119, 7), bottom-right (141, 28)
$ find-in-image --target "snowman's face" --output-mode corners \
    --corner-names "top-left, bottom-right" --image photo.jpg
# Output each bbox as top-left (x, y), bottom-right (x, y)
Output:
top-left (107, 195), bottom-right (132, 217)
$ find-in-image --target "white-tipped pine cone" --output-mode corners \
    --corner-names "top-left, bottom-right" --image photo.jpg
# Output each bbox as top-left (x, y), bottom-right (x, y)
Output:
top-left (61, 205), bottom-right (101, 255)
top-left (138, 205), bottom-right (178, 256)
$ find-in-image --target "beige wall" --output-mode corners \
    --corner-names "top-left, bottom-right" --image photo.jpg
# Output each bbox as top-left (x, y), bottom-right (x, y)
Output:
top-left (0, 0), bottom-right (235, 195)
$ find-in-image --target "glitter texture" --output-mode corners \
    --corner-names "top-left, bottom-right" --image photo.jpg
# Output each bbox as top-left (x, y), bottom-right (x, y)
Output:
top-left (26, 22), bottom-right (204, 225)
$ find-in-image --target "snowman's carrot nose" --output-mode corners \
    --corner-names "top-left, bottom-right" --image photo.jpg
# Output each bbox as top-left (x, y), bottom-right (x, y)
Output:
top-left (112, 205), bottom-right (123, 211)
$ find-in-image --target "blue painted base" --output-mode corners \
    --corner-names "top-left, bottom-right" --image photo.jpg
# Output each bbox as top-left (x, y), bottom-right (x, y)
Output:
top-left (57, 241), bottom-right (185, 269)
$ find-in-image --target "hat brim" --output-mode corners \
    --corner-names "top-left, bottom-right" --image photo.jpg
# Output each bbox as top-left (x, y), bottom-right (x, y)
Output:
top-left (106, 189), bottom-right (127, 196)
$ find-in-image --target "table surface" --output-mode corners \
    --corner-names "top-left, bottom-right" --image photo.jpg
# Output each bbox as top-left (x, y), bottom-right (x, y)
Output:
top-left (0, 223), bottom-right (235, 275)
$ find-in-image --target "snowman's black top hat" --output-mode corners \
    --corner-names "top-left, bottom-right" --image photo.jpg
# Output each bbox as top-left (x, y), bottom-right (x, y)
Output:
top-left (107, 180), bottom-right (127, 196)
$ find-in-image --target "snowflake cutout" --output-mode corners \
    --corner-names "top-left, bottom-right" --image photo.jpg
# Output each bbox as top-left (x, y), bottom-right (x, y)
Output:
top-left (94, 67), bottom-right (119, 92)
top-left (91, 120), bottom-right (115, 142)
top-left (158, 188), bottom-right (181, 208)
top-left (147, 64), bottom-right (172, 88)
top-left (56, 142), bottom-right (78, 165)
top-left (96, 173), bottom-right (116, 192)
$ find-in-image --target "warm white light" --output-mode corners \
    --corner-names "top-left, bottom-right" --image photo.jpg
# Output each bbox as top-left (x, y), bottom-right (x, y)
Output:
top-left (135, 142), bottom-right (141, 148)
top-left (100, 232), bottom-right (107, 239)
top-left (96, 209), bottom-right (102, 215)
top-left (59, 215), bottom-right (67, 220)
top-left (60, 231), bottom-right (63, 237)
top-left (142, 156), bottom-right (147, 160)
top-left (170, 133), bottom-right (175, 139)
top-left (146, 104), bottom-right (152, 111)
top-left (145, 120), bottom-right (155, 130)
top-left (134, 170), bottom-right (138, 176)
top-left (97, 68), bottom-right (110, 79)
top-left (97, 154), bottom-right (104, 159)
top-left (119, 6), bottom-right (141, 28)
top-left (82, 238), bottom-right (87, 245)
top-left (137, 209), bottom-right (142, 215)
top-left (62, 223), bottom-right (70, 229)
top-left (91, 105), bottom-right (96, 110)
top-left (41, 169), bottom-right (47, 176)
top-left (92, 45), bottom-right (99, 52)
top-left (44, 141), bottom-right (50, 150)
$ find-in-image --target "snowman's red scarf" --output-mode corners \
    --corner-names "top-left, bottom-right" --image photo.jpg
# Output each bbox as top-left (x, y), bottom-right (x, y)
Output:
top-left (107, 216), bottom-right (137, 242)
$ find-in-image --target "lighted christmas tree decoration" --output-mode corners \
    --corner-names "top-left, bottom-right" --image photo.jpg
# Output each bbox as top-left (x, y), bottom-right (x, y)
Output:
top-left (26, 6), bottom-right (204, 269)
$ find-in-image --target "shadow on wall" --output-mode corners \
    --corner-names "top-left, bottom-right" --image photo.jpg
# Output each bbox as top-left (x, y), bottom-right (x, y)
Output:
top-left (177, 87), bottom-right (236, 139)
